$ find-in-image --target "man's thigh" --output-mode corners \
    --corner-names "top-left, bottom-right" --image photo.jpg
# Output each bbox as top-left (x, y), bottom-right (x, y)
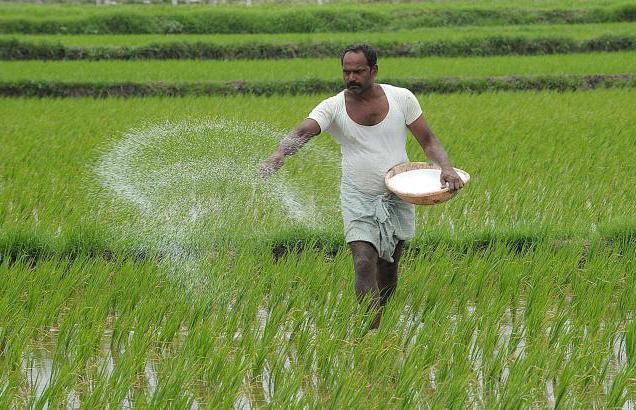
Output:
top-left (348, 241), bottom-right (379, 267)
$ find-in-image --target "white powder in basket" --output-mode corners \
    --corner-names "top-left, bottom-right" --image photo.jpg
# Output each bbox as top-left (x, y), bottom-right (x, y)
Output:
top-left (388, 169), bottom-right (452, 195)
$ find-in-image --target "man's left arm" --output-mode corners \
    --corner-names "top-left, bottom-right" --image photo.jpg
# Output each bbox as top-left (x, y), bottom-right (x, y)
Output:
top-left (407, 116), bottom-right (464, 192)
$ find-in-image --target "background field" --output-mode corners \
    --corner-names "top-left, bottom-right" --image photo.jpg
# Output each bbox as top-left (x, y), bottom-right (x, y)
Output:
top-left (1, 0), bottom-right (635, 407)
top-left (2, 52), bottom-right (635, 82)
top-left (4, 22), bottom-right (636, 45)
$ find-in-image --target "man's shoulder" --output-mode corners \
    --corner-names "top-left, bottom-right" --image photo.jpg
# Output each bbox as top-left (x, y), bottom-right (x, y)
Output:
top-left (381, 83), bottom-right (412, 96)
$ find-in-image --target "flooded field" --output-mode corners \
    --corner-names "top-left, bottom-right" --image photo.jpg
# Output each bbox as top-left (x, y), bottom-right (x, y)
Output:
top-left (3, 241), bottom-right (635, 407)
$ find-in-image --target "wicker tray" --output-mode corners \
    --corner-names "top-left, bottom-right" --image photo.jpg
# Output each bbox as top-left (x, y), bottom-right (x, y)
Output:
top-left (385, 162), bottom-right (470, 205)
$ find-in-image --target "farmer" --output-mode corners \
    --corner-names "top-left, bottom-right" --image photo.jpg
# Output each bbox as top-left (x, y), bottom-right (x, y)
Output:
top-left (260, 43), bottom-right (464, 328)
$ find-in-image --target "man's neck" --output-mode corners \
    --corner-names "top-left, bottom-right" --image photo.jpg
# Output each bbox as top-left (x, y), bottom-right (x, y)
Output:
top-left (346, 83), bottom-right (380, 102)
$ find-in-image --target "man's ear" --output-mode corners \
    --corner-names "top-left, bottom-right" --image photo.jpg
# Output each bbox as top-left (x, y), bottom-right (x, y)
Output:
top-left (371, 64), bottom-right (378, 76)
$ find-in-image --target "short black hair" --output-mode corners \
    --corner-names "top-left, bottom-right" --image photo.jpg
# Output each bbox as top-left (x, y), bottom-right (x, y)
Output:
top-left (340, 43), bottom-right (377, 67)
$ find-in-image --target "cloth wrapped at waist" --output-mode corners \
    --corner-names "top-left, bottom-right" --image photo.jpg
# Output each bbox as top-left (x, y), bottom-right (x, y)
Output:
top-left (340, 176), bottom-right (415, 263)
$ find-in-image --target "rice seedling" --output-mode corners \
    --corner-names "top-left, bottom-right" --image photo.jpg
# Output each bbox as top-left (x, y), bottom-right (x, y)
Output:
top-left (0, 0), bottom-right (627, 22)
top-left (1, 89), bottom-right (633, 259)
top-left (2, 241), bottom-right (633, 406)
top-left (2, 51), bottom-right (635, 83)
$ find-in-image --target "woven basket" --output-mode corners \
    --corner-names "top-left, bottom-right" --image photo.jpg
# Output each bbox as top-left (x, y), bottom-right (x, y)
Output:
top-left (385, 162), bottom-right (470, 205)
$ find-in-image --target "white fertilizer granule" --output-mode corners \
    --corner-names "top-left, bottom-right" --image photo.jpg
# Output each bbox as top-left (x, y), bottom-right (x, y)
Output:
top-left (94, 118), bottom-right (339, 298)
top-left (389, 169), bottom-right (463, 195)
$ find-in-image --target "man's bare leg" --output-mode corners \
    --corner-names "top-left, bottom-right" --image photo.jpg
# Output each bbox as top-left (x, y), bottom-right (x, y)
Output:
top-left (348, 241), bottom-right (382, 329)
top-left (377, 240), bottom-right (404, 307)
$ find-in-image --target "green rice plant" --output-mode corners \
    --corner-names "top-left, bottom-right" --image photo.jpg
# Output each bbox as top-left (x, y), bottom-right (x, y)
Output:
top-left (627, 319), bottom-right (636, 368)
top-left (0, 90), bottom-right (634, 256)
top-left (1, 242), bottom-right (620, 406)
top-left (0, 0), bottom-right (630, 18)
top-left (2, 51), bottom-right (635, 82)
top-left (3, 0), bottom-right (633, 17)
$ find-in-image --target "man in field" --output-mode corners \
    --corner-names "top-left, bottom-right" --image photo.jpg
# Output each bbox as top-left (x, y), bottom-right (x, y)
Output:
top-left (260, 43), bottom-right (463, 328)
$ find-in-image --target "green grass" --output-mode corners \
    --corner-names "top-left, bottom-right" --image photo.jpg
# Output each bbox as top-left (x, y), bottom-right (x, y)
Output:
top-left (2, 52), bottom-right (635, 82)
top-left (1, 243), bottom-right (635, 406)
top-left (0, 89), bottom-right (634, 257)
top-left (3, 22), bottom-right (636, 46)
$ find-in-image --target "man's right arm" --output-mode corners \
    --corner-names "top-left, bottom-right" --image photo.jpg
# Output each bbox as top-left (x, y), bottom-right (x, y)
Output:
top-left (259, 118), bottom-right (322, 178)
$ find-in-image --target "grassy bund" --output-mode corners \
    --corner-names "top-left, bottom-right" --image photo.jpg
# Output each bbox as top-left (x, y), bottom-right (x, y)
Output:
top-left (4, 22), bottom-right (635, 46)
top-left (1, 0), bottom-right (635, 407)
top-left (2, 35), bottom-right (634, 60)
top-left (2, 74), bottom-right (635, 97)
top-left (1, 22), bottom-right (635, 61)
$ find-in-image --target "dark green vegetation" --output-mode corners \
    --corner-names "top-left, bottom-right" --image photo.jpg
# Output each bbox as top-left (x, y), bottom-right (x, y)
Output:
top-left (2, 34), bottom-right (634, 60)
top-left (2, 74), bottom-right (635, 97)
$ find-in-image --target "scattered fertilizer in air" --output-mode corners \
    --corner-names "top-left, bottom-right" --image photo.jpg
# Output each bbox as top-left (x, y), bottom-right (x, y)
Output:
top-left (94, 118), bottom-right (336, 295)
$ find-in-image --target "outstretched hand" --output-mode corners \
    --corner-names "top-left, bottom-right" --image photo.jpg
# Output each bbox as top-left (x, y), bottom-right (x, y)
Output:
top-left (440, 167), bottom-right (464, 192)
top-left (259, 153), bottom-right (284, 179)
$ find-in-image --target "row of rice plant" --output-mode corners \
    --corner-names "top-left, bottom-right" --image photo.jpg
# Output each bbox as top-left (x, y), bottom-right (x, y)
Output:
top-left (2, 241), bottom-right (634, 407)
top-left (1, 89), bottom-right (634, 258)
top-left (2, 51), bottom-right (634, 83)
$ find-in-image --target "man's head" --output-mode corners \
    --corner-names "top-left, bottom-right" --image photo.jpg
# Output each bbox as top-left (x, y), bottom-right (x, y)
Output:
top-left (340, 43), bottom-right (378, 95)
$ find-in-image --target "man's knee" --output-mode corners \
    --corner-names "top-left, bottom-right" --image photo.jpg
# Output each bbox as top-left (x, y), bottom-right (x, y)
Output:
top-left (377, 256), bottom-right (397, 270)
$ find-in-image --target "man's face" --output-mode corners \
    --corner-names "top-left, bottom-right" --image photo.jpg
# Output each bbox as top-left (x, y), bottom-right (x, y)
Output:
top-left (342, 51), bottom-right (377, 95)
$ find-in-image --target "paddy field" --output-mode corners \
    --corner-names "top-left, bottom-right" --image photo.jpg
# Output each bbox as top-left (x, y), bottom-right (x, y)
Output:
top-left (1, 0), bottom-right (635, 407)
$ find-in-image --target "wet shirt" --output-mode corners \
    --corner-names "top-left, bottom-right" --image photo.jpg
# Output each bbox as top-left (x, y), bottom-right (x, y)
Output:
top-left (307, 83), bottom-right (423, 196)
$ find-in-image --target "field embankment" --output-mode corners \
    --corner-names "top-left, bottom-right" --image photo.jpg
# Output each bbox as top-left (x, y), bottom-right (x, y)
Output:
top-left (2, 30), bottom-right (635, 60)
top-left (2, 74), bottom-right (635, 97)
top-left (5, 22), bottom-right (636, 47)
